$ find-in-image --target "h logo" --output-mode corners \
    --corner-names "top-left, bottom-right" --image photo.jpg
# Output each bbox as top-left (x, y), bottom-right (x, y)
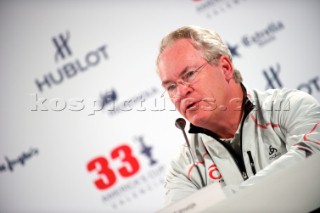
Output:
top-left (52, 31), bottom-right (72, 62)
top-left (263, 63), bottom-right (283, 89)
top-left (100, 89), bottom-right (117, 109)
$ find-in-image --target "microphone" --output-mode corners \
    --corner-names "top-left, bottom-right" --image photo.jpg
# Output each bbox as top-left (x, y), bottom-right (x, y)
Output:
top-left (175, 117), bottom-right (186, 130)
top-left (175, 118), bottom-right (190, 147)
top-left (175, 118), bottom-right (205, 187)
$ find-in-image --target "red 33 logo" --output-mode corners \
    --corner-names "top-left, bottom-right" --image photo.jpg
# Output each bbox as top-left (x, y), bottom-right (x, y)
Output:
top-left (87, 144), bottom-right (140, 190)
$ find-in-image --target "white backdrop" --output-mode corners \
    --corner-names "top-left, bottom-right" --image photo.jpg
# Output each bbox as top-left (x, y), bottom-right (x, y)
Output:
top-left (0, 0), bottom-right (320, 212)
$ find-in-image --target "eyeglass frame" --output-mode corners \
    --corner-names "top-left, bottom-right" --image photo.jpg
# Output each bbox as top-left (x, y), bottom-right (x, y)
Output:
top-left (161, 61), bottom-right (209, 98)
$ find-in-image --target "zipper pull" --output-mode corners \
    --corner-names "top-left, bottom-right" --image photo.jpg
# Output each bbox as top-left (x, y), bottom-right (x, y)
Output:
top-left (242, 171), bottom-right (248, 180)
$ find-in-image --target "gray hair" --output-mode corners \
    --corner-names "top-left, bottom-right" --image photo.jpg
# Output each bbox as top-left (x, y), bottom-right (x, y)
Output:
top-left (156, 25), bottom-right (242, 83)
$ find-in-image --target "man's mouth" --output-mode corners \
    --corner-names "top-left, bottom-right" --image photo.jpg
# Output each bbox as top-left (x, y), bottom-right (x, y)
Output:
top-left (186, 101), bottom-right (198, 111)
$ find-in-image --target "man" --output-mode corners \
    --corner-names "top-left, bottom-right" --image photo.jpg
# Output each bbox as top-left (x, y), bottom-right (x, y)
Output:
top-left (156, 25), bottom-right (320, 205)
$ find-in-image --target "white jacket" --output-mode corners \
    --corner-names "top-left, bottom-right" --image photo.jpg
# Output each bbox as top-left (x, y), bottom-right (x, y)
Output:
top-left (164, 87), bottom-right (320, 205)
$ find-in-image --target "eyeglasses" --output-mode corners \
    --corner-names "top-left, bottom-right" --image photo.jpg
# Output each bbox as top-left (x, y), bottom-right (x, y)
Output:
top-left (161, 62), bottom-right (208, 98)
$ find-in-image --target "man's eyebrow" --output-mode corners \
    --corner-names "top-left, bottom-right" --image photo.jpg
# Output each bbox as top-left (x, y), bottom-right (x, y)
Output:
top-left (161, 80), bottom-right (171, 87)
top-left (161, 66), bottom-right (190, 87)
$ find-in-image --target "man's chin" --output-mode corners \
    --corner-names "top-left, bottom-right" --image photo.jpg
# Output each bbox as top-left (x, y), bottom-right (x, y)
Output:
top-left (186, 111), bottom-right (208, 127)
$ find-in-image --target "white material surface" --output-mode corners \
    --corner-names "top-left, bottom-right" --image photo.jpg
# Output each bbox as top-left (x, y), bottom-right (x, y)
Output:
top-left (157, 154), bottom-right (320, 213)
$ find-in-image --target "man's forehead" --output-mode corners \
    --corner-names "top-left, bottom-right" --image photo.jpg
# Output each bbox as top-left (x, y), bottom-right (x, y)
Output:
top-left (161, 38), bottom-right (195, 56)
top-left (159, 39), bottom-right (199, 68)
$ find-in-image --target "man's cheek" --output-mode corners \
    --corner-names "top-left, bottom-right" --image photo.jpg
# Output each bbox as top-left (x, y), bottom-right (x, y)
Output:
top-left (201, 98), bottom-right (217, 111)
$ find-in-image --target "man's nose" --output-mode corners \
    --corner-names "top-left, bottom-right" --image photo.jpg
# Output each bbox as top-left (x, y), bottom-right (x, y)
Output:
top-left (176, 82), bottom-right (192, 98)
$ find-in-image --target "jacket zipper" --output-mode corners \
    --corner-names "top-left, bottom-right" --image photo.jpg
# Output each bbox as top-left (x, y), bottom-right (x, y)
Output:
top-left (216, 140), bottom-right (248, 180)
top-left (238, 97), bottom-right (255, 180)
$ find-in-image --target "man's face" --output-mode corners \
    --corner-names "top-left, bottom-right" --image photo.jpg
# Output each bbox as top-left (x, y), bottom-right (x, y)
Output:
top-left (158, 38), bottom-right (233, 127)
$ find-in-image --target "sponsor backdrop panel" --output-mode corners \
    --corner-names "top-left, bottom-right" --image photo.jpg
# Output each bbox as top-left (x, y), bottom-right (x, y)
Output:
top-left (0, 0), bottom-right (319, 212)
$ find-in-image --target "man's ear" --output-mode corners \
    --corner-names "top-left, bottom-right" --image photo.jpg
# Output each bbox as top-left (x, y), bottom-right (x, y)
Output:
top-left (219, 55), bottom-right (234, 82)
